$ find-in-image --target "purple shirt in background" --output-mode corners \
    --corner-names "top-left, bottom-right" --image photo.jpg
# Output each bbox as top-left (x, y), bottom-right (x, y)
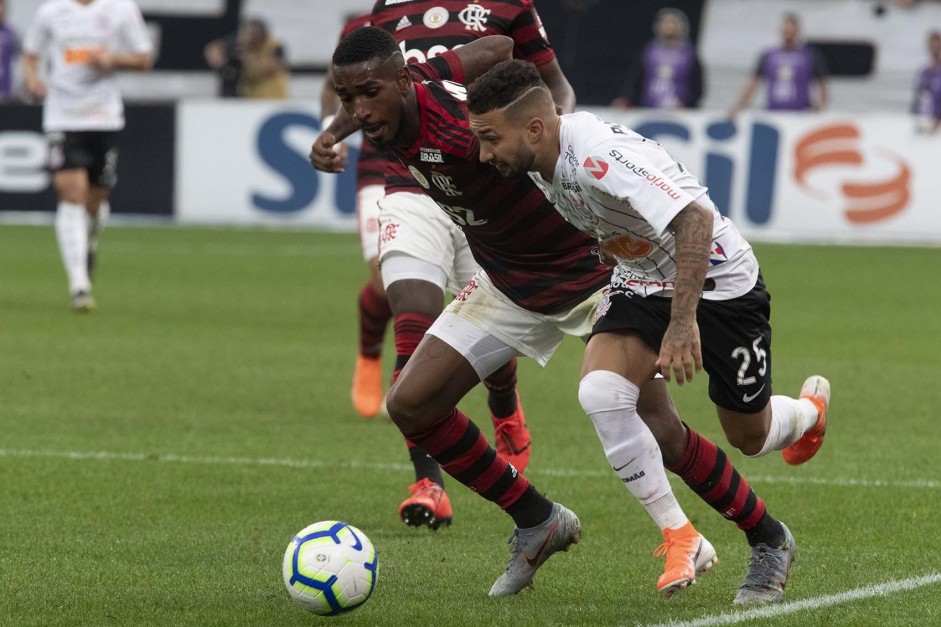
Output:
top-left (756, 44), bottom-right (826, 111)
top-left (0, 23), bottom-right (18, 99)
top-left (641, 41), bottom-right (697, 108)
top-left (914, 65), bottom-right (941, 119)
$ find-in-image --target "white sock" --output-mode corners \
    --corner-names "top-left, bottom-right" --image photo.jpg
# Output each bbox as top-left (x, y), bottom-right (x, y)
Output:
top-left (55, 201), bottom-right (90, 295)
top-left (579, 370), bottom-right (688, 531)
top-left (753, 395), bottom-right (820, 457)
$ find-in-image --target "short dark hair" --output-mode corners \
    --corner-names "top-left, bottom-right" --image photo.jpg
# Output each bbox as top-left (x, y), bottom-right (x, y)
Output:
top-left (467, 59), bottom-right (546, 114)
top-left (333, 26), bottom-right (401, 67)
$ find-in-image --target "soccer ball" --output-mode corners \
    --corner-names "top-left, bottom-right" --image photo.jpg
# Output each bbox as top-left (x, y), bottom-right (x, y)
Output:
top-left (282, 520), bottom-right (378, 615)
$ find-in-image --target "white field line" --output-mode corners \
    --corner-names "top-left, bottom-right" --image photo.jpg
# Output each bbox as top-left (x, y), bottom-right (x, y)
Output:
top-left (0, 448), bottom-right (937, 490)
top-left (642, 572), bottom-right (941, 627)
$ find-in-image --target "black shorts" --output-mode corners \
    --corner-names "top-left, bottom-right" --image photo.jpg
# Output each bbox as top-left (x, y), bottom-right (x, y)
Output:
top-left (47, 131), bottom-right (119, 188)
top-left (592, 274), bottom-right (773, 413)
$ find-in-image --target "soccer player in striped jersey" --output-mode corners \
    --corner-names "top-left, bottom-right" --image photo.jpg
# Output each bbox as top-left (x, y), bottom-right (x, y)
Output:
top-left (322, 14), bottom-right (393, 419)
top-left (337, 0), bottom-right (575, 532)
top-left (312, 27), bottom-right (724, 598)
top-left (467, 58), bottom-right (833, 604)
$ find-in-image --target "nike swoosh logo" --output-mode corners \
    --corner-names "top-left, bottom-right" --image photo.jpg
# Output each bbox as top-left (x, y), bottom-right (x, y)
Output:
top-left (524, 520), bottom-right (559, 568)
top-left (742, 384), bottom-right (766, 403)
top-left (612, 456), bottom-right (637, 473)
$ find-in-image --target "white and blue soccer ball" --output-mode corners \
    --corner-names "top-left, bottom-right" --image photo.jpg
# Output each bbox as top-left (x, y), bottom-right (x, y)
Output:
top-left (282, 520), bottom-right (378, 615)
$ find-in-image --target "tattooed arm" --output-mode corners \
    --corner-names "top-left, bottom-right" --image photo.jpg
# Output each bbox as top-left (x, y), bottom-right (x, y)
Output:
top-left (657, 202), bottom-right (714, 385)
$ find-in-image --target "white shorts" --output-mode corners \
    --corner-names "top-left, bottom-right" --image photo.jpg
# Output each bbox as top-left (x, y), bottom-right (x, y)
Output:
top-left (427, 270), bottom-right (605, 377)
top-left (357, 184), bottom-right (384, 261)
top-left (377, 191), bottom-right (478, 295)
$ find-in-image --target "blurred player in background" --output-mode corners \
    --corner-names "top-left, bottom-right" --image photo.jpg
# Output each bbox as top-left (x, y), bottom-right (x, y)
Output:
top-left (729, 13), bottom-right (829, 118)
top-left (205, 17), bottom-right (288, 99)
top-left (22, 0), bottom-right (153, 312)
top-left (467, 59), bottom-right (833, 603)
top-left (0, 0), bottom-right (19, 102)
top-left (320, 13), bottom-right (393, 419)
top-left (347, 0), bottom-right (576, 530)
top-left (913, 30), bottom-right (941, 133)
top-left (611, 8), bottom-right (704, 110)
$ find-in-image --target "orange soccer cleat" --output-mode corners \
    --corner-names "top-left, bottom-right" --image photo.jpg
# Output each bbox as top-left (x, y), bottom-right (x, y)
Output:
top-left (351, 355), bottom-right (383, 418)
top-left (782, 375), bottom-right (831, 465)
top-left (398, 478), bottom-right (453, 531)
top-left (654, 522), bottom-right (718, 597)
top-left (492, 394), bottom-right (531, 473)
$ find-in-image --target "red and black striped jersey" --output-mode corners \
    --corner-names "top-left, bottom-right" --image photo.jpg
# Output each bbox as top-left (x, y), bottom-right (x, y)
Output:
top-left (338, 14), bottom-right (386, 189)
top-left (371, 0), bottom-right (556, 193)
top-left (386, 53), bottom-right (610, 314)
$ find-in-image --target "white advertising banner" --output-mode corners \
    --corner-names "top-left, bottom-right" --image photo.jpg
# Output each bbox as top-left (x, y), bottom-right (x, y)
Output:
top-left (176, 100), bottom-right (359, 229)
top-left (589, 109), bottom-right (941, 244)
top-left (175, 102), bottom-right (941, 243)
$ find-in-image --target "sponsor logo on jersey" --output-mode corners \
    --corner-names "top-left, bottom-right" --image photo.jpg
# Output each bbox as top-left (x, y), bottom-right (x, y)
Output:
top-left (593, 290), bottom-right (612, 324)
top-left (64, 45), bottom-right (107, 65)
top-left (422, 7), bottom-right (449, 29)
top-left (408, 165), bottom-right (430, 189)
top-left (398, 40), bottom-right (461, 64)
top-left (599, 233), bottom-right (654, 260)
top-left (395, 15), bottom-right (412, 31)
top-left (710, 242), bottom-right (728, 266)
top-left (561, 180), bottom-right (581, 192)
top-left (608, 149), bottom-right (683, 201)
top-left (420, 148), bottom-right (444, 163)
top-left (583, 156), bottom-right (609, 180)
top-left (458, 4), bottom-right (491, 31)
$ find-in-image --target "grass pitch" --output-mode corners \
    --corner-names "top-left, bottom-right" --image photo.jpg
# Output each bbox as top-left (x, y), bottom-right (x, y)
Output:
top-left (1, 224), bottom-right (939, 626)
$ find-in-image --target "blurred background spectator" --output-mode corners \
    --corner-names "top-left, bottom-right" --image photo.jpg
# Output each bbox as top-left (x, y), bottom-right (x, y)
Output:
top-left (204, 16), bottom-right (288, 99)
top-left (913, 30), bottom-right (941, 133)
top-left (0, 0), bottom-right (19, 102)
top-left (610, 8), bottom-right (703, 110)
top-left (728, 12), bottom-right (829, 117)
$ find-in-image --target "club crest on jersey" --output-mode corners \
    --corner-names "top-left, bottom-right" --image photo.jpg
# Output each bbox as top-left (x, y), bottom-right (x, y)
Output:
top-left (423, 7), bottom-right (449, 29)
top-left (583, 156), bottom-right (609, 180)
top-left (408, 165), bottom-right (430, 189)
top-left (459, 4), bottom-right (492, 31)
top-left (420, 148), bottom-right (444, 163)
top-left (431, 172), bottom-right (462, 197)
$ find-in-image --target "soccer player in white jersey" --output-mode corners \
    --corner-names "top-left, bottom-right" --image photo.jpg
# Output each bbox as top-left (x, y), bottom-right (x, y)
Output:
top-left (22, 0), bottom-right (152, 312)
top-left (468, 59), bottom-right (832, 605)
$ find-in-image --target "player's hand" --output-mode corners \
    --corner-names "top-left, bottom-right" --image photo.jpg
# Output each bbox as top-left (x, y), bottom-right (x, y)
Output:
top-left (656, 317), bottom-right (702, 385)
top-left (89, 50), bottom-right (114, 72)
top-left (309, 133), bottom-right (348, 173)
top-left (25, 76), bottom-right (46, 100)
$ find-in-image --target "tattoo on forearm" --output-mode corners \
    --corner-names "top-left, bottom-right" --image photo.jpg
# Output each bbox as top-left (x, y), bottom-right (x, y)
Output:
top-left (670, 203), bottom-right (713, 319)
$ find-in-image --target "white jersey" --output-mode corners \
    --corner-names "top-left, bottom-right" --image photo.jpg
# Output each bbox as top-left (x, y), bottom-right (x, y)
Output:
top-left (23, 0), bottom-right (152, 131)
top-left (530, 111), bottom-right (758, 300)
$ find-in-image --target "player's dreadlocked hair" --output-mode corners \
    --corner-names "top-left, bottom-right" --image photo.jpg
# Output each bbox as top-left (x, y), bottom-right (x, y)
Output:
top-left (333, 26), bottom-right (402, 67)
top-left (467, 59), bottom-right (547, 115)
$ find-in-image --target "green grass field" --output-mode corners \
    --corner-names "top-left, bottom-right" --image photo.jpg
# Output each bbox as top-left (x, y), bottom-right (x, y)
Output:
top-left (1, 224), bottom-right (939, 626)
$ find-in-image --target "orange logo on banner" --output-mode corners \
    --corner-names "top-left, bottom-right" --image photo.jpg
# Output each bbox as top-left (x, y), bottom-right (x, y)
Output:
top-left (599, 234), bottom-right (653, 260)
top-left (794, 123), bottom-right (910, 224)
top-left (64, 46), bottom-right (106, 64)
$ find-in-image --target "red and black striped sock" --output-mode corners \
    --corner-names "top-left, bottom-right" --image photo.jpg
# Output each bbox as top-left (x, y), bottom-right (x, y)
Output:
top-left (403, 408), bottom-right (551, 527)
top-left (391, 312), bottom-right (435, 382)
top-left (483, 358), bottom-right (518, 419)
top-left (358, 283), bottom-right (392, 358)
top-left (668, 424), bottom-right (783, 546)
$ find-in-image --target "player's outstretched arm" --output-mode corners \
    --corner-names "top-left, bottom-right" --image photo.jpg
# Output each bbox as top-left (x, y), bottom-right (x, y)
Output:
top-left (657, 202), bottom-right (713, 385)
top-left (310, 108), bottom-right (360, 173)
top-left (453, 35), bottom-right (514, 84)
